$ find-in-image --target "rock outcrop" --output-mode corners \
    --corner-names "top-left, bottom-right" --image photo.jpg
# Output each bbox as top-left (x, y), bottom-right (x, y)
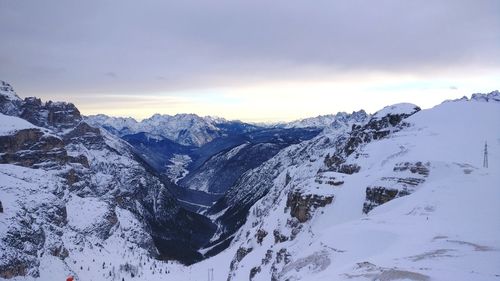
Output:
top-left (286, 191), bottom-right (334, 223)
top-left (363, 162), bottom-right (430, 213)
top-left (324, 103), bottom-right (420, 174)
top-left (0, 128), bottom-right (88, 168)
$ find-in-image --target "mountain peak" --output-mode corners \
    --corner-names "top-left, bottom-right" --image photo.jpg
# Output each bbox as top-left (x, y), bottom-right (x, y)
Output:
top-left (284, 110), bottom-right (370, 131)
top-left (87, 112), bottom-right (240, 146)
top-left (444, 90), bottom-right (500, 104)
top-left (0, 80), bottom-right (21, 102)
top-left (371, 103), bottom-right (420, 119)
top-left (470, 90), bottom-right (500, 102)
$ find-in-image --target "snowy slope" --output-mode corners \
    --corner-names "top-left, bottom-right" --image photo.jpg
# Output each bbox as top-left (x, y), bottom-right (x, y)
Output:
top-left (0, 113), bottom-right (39, 135)
top-left (214, 98), bottom-right (500, 281)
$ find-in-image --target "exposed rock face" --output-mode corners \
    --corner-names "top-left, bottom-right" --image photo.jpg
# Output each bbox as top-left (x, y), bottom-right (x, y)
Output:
top-left (363, 187), bottom-right (402, 213)
top-left (0, 129), bottom-right (59, 152)
top-left (363, 162), bottom-right (430, 213)
top-left (249, 265), bottom-right (261, 280)
top-left (315, 172), bottom-right (344, 186)
top-left (0, 83), bottom-right (82, 133)
top-left (20, 98), bottom-right (82, 132)
top-left (393, 161), bottom-right (430, 176)
top-left (271, 248), bottom-right (292, 280)
top-left (286, 191), bottom-right (334, 223)
top-left (337, 163), bottom-right (361, 175)
top-left (0, 261), bottom-right (30, 279)
top-left (0, 188), bottom-right (67, 279)
top-left (273, 229), bottom-right (289, 243)
top-left (0, 81), bottom-right (22, 116)
top-left (0, 128), bottom-right (88, 168)
top-left (324, 104), bottom-right (420, 174)
top-left (50, 245), bottom-right (69, 259)
top-left (256, 229), bottom-right (268, 245)
top-left (228, 247), bottom-right (253, 280)
top-left (63, 122), bottom-right (102, 146)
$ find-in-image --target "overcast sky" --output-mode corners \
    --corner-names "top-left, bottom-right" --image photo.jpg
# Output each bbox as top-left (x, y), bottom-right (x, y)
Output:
top-left (0, 0), bottom-right (499, 122)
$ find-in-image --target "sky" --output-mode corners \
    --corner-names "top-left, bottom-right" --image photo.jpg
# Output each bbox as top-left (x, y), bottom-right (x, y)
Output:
top-left (0, 0), bottom-right (499, 122)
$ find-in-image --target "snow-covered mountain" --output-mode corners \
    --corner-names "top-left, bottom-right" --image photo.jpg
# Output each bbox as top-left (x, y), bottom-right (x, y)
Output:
top-left (0, 82), bottom-right (215, 279)
top-left (206, 96), bottom-right (500, 281)
top-left (88, 113), bottom-right (328, 214)
top-left (0, 80), bottom-right (499, 281)
top-left (86, 113), bottom-right (257, 147)
top-left (202, 110), bottom-right (370, 256)
top-left (446, 90), bottom-right (500, 103)
top-left (283, 110), bottom-right (368, 131)
top-left (177, 127), bottom-right (323, 212)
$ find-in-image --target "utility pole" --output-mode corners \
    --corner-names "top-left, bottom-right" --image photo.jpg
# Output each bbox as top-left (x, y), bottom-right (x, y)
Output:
top-left (483, 142), bottom-right (488, 168)
top-left (207, 268), bottom-right (214, 281)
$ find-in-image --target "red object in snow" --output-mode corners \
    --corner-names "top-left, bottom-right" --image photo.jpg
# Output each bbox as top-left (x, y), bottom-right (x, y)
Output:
top-left (66, 276), bottom-right (74, 281)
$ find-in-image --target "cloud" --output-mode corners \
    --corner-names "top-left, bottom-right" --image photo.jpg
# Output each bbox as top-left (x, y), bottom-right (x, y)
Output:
top-left (0, 0), bottom-right (498, 121)
top-left (105, 72), bottom-right (118, 79)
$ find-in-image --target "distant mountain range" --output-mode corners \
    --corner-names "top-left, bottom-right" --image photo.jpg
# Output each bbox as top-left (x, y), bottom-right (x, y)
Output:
top-left (85, 109), bottom-right (372, 147)
top-left (85, 113), bottom-right (255, 147)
